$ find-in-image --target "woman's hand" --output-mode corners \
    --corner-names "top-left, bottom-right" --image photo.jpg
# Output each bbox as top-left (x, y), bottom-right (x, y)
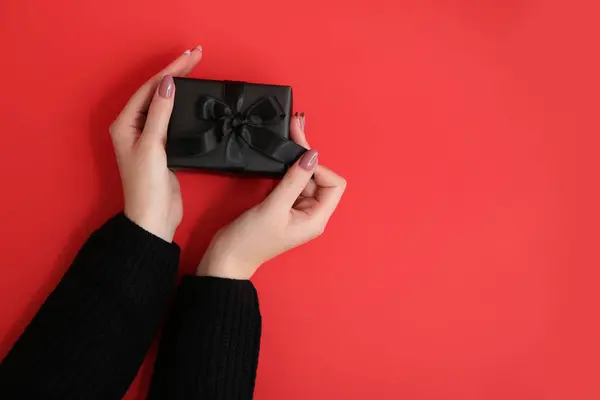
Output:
top-left (109, 46), bottom-right (203, 242)
top-left (197, 114), bottom-right (347, 279)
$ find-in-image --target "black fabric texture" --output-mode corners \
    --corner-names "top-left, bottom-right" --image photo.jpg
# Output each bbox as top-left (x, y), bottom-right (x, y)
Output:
top-left (0, 214), bottom-right (262, 399)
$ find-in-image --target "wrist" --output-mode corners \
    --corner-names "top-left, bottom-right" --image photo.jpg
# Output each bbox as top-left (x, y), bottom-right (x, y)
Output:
top-left (196, 255), bottom-right (256, 280)
top-left (124, 210), bottom-right (176, 243)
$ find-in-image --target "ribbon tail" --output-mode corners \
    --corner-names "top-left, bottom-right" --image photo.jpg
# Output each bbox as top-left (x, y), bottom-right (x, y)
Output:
top-left (238, 126), bottom-right (307, 166)
top-left (225, 133), bottom-right (245, 166)
top-left (166, 125), bottom-right (221, 156)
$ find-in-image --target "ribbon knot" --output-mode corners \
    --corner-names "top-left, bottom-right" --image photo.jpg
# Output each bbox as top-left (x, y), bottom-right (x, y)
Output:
top-left (230, 116), bottom-right (245, 128)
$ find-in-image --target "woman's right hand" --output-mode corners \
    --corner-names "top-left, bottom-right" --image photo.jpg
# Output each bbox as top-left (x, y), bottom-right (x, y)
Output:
top-left (197, 114), bottom-right (347, 280)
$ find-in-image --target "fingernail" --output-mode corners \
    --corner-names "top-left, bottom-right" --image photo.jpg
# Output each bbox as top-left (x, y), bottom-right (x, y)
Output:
top-left (193, 44), bottom-right (202, 52)
top-left (183, 49), bottom-right (191, 55)
top-left (299, 149), bottom-right (318, 170)
top-left (158, 75), bottom-right (174, 98)
top-left (300, 112), bottom-right (305, 131)
top-left (295, 113), bottom-right (302, 129)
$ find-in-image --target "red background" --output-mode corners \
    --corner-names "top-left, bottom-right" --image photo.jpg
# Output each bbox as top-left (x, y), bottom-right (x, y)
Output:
top-left (1, 1), bottom-right (599, 399)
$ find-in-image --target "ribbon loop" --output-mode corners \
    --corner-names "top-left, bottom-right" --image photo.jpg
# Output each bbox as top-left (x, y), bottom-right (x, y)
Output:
top-left (196, 97), bottom-right (231, 120)
top-left (244, 96), bottom-right (285, 125)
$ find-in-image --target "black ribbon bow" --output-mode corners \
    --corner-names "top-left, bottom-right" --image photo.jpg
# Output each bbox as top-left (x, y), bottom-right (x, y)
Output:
top-left (169, 82), bottom-right (306, 170)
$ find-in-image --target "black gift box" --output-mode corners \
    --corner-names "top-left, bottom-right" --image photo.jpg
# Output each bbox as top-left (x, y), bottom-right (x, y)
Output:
top-left (166, 77), bottom-right (307, 178)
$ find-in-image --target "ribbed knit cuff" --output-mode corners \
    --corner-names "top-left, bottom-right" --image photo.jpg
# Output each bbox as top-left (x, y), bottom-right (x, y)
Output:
top-left (69, 213), bottom-right (180, 310)
top-left (176, 275), bottom-right (260, 317)
top-left (148, 276), bottom-right (262, 400)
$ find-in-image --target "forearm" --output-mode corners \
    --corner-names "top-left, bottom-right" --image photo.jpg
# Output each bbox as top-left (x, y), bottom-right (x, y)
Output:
top-left (0, 214), bottom-right (180, 400)
top-left (148, 276), bottom-right (262, 400)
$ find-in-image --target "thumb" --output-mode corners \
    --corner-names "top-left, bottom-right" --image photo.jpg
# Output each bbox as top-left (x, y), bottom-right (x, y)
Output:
top-left (142, 75), bottom-right (175, 144)
top-left (264, 149), bottom-right (319, 210)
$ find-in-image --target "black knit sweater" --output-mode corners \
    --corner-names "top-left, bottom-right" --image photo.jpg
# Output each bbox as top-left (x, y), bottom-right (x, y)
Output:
top-left (0, 214), bottom-right (262, 399)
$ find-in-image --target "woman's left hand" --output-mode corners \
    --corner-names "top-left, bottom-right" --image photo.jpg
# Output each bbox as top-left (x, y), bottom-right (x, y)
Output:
top-left (109, 46), bottom-right (203, 242)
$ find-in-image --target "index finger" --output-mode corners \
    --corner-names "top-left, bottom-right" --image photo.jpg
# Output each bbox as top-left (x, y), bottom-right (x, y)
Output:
top-left (312, 165), bottom-right (347, 222)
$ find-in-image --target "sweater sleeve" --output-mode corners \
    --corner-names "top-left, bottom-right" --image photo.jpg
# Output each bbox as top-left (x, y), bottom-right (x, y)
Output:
top-left (148, 276), bottom-right (262, 400)
top-left (0, 213), bottom-right (180, 400)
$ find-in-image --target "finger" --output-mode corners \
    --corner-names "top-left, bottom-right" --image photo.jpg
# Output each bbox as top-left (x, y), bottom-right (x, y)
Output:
top-left (301, 180), bottom-right (318, 198)
top-left (142, 75), bottom-right (175, 144)
top-left (290, 113), bottom-right (316, 197)
top-left (290, 112), bottom-right (310, 148)
top-left (110, 46), bottom-right (202, 147)
top-left (311, 165), bottom-right (347, 222)
top-left (264, 149), bottom-right (319, 210)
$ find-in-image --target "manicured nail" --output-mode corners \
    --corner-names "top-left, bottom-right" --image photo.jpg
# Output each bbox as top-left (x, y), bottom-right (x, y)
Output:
top-left (158, 75), bottom-right (174, 98)
top-left (183, 49), bottom-right (191, 55)
top-left (299, 149), bottom-right (318, 170)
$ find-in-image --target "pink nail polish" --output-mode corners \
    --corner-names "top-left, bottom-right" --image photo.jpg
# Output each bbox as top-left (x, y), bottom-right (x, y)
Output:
top-left (299, 149), bottom-right (318, 170)
top-left (158, 75), bottom-right (174, 98)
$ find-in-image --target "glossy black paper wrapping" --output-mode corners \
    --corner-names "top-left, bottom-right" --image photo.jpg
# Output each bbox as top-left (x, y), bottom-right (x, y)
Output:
top-left (166, 77), bottom-right (307, 178)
